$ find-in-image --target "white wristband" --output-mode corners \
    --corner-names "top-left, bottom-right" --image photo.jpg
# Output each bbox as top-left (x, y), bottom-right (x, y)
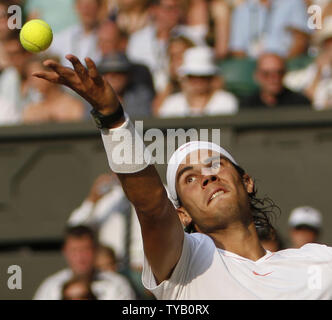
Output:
top-left (101, 113), bottom-right (151, 174)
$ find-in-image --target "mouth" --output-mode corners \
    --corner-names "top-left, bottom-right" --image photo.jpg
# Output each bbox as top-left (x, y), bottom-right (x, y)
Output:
top-left (207, 187), bottom-right (228, 205)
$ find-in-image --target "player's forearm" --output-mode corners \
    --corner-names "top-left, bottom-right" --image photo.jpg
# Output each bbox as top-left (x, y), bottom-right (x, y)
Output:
top-left (117, 165), bottom-right (168, 216)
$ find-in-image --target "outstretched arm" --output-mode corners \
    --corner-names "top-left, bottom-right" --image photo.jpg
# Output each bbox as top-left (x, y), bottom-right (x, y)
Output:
top-left (33, 55), bottom-right (184, 284)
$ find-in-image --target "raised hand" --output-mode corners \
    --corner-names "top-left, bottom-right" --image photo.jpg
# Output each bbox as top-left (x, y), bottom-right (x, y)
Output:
top-left (32, 54), bottom-right (120, 115)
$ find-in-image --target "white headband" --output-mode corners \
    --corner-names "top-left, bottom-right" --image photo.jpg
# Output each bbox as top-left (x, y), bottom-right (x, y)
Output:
top-left (166, 141), bottom-right (238, 208)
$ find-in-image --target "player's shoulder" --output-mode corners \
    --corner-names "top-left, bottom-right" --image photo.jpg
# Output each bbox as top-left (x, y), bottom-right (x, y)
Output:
top-left (185, 232), bottom-right (216, 254)
top-left (299, 243), bottom-right (332, 257)
top-left (277, 243), bottom-right (332, 259)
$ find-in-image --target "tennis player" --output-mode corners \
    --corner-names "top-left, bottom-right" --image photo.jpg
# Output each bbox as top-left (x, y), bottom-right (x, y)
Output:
top-left (33, 55), bottom-right (332, 299)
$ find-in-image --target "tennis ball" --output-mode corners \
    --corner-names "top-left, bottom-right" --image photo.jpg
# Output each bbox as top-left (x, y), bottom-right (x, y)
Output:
top-left (20, 19), bottom-right (53, 53)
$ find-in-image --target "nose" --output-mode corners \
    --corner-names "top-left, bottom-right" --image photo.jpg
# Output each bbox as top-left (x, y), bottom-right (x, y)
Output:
top-left (202, 175), bottom-right (218, 188)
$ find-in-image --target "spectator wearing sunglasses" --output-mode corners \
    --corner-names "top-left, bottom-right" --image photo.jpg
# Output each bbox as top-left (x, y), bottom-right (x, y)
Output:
top-left (241, 53), bottom-right (311, 109)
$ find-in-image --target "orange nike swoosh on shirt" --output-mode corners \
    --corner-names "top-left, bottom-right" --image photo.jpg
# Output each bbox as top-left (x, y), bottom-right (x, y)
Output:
top-left (252, 271), bottom-right (273, 277)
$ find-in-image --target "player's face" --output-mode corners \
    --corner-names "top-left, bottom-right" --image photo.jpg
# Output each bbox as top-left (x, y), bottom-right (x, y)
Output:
top-left (63, 236), bottom-right (96, 276)
top-left (175, 150), bottom-right (254, 233)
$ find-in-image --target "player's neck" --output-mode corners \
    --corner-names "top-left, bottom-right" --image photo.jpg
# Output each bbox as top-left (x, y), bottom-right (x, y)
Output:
top-left (208, 222), bottom-right (266, 261)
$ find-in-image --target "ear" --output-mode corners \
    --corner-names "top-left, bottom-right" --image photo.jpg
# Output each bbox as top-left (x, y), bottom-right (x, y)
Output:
top-left (176, 207), bottom-right (193, 228)
top-left (242, 173), bottom-right (254, 194)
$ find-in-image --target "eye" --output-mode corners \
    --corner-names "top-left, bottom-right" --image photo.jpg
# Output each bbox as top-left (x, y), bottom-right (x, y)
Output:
top-left (186, 175), bottom-right (197, 184)
top-left (211, 161), bottom-right (221, 169)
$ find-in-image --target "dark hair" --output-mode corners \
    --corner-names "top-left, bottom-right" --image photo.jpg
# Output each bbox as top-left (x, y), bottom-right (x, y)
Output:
top-left (183, 161), bottom-right (280, 236)
top-left (233, 163), bottom-right (280, 237)
top-left (62, 275), bottom-right (97, 300)
top-left (63, 225), bottom-right (97, 247)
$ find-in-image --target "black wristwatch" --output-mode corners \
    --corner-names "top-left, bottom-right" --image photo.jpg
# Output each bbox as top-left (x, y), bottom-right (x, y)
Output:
top-left (90, 106), bottom-right (125, 129)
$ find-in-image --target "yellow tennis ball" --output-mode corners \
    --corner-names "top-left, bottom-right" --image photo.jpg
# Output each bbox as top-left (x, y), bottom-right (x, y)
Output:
top-left (20, 19), bottom-right (53, 53)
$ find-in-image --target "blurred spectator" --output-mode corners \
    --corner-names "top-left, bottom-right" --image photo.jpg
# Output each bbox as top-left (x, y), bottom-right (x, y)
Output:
top-left (49, 0), bottom-right (104, 66)
top-left (126, 0), bottom-right (207, 92)
top-left (97, 53), bottom-right (153, 117)
top-left (67, 173), bottom-right (144, 271)
top-left (206, 0), bottom-right (234, 59)
top-left (97, 20), bottom-right (155, 92)
top-left (109, 0), bottom-right (152, 35)
top-left (0, 0), bottom-right (15, 71)
top-left (0, 31), bottom-right (32, 125)
top-left (62, 276), bottom-right (97, 300)
top-left (258, 227), bottom-right (284, 252)
top-left (229, 0), bottom-right (311, 59)
top-left (285, 17), bottom-right (332, 110)
top-left (98, 19), bottom-right (128, 54)
top-left (25, 0), bottom-right (79, 34)
top-left (34, 225), bottom-right (136, 300)
top-left (96, 245), bottom-right (118, 272)
top-left (152, 35), bottom-right (195, 115)
top-left (241, 53), bottom-right (311, 108)
top-left (288, 206), bottom-right (322, 248)
top-left (23, 55), bottom-right (85, 124)
top-left (158, 46), bottom-right (238, 117)
top-left (181, 0), bottom-right (209, 46)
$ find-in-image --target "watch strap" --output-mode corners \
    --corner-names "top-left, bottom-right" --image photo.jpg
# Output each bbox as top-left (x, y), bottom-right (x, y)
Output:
top-left (91, 105), bottom-right (125, 129)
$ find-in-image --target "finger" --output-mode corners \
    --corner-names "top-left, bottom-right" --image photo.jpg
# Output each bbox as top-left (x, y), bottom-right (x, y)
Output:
top-left (66, 54), bottom-right (89, 82)
top-left (85, 57), bottom-right (104, 87)
top-left (43, 59), bottom-right (72, 75)
top-left (32, 71), bottom-right (62, 83)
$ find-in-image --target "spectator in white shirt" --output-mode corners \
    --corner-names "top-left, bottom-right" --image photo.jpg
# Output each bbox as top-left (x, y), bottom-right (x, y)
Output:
top-left (34, 225), bottom-right (136, 300)
top-left (126, 0), bottom-right (207, 92)
top-left (230, 0), bottom-right (310, 59)
top-left (67, 173), bottom-right (144, 270)
top-left (158, 46), bottom-right (238, 118)
top-left (49, 0), bottom-right (103, 67)
top-left (285, 17), bottom-right (332, 110)
top-left (0, 31), bottom-right (32, 126)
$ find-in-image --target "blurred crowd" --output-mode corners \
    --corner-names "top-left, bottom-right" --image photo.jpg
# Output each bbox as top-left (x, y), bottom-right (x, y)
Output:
top-left (1, 0), bottom-right (332, 126)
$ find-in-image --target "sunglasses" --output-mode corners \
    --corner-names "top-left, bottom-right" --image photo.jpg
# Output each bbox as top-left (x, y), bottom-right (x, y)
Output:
top-left (258, 69), bottom-right (285, 78)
